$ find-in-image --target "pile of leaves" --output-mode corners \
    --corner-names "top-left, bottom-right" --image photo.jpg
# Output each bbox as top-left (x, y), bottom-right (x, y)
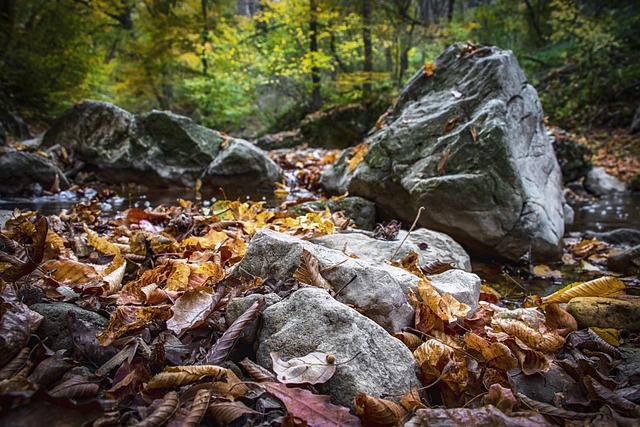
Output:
top-left (1, 141), bottom-right (639, 426)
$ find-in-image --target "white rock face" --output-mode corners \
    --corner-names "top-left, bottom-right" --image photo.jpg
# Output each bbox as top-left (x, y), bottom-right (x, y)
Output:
top-left (584, 167), bottom-right (626, 195)
top-left (257, 287), bottom-right (421, 410)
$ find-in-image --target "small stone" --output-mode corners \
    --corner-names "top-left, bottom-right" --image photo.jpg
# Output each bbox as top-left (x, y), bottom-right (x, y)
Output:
top-left (566, 296), bottom-right (640, 332)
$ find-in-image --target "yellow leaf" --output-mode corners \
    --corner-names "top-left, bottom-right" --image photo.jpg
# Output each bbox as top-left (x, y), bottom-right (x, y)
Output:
top-left (418, 280), bottom-right (470, 323)
top-left (541, 276), bottom-right (625, 305)
top-left (591, 327), bottom-right (621, 347)
top-left (423, 61), bottom-right (437, 77)
top-left (165, 261), bottom-right (192, 291)
top-left (345, 142), bottom-right (369, 173)
top-left (393, 331), bottom-right (423, 351)
top-left (532, 264), bottom-right (563, 279)
top-left (84, 224), bottom-right (120, 256)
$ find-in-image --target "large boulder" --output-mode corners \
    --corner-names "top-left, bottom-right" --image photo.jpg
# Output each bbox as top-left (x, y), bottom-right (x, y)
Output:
top-left (322, 44), bottom-right (565, 261)
top-left (42, 100), bottom-right (281, 187)
top-left (0, 151), bottom-right (70, 196)
top-left (256, 287), bottom-right (420, 410)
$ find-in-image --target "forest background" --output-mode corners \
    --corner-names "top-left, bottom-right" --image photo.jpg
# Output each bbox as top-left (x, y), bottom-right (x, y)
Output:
top-left (1, 0), bottom-right (638, 137)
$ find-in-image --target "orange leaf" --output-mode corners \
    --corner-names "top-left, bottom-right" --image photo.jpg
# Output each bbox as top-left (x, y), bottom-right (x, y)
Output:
top-left (146, 365), bottom-right (228, 389)
top-left (354, 393), bottom-right (407, 426)
top-left (541, 276), bottom-right (625, 305)
top-left (346, 143), bottom-right (369, 173)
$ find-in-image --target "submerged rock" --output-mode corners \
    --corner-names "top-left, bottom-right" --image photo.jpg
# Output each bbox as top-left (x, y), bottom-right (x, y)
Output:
top-left (607, 244), bottom-right (640, 275)
top-left (257, 287), bottom-right (420, 410)
top-left (322, 44), bottom-right (565, 262)
top-left (0, 151), bottom-right (70, 196)
top-left (42, 100), bottom-right (280, 188)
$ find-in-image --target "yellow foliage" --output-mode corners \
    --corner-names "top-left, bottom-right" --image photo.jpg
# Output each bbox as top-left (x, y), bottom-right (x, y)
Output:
top-left (541, 276), bottom-right (625, 305)
top-left (345, 142), bottom-right (369, 172)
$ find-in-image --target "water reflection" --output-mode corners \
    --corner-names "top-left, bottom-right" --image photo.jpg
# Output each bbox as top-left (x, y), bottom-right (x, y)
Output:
top-left (569, 192), bottom-right (640, 232)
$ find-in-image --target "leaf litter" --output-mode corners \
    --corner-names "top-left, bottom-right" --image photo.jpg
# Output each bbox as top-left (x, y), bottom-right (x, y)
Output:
top-left (0, 145), bottom-right (639, 426)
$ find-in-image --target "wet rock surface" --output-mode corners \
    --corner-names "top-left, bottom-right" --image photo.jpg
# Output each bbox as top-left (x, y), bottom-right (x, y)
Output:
top-left (322, 43), bottom-right (565, 262)
top-left (0, 151), bottom-right (70, 196)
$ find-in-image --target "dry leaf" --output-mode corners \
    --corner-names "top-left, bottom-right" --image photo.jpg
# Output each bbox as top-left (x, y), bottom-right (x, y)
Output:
top-left (146, 365), bottom-right (228, 389)
top-left (181, 388), bottom-right (211, 427)
top-left (544, 303), bottom-right (578, 337)
top-left (444, 116), bottom-right (459, 132)
top-left (48, 375), bottom-right (99, 399)
top-left (294, 249), bottom-right (333, 294)
top-left (97, 305), bottom-right (172, 346)
top-left (491, 317), bottom-right (565, 352)
top-left (134, 391), bottom-right (179, 427)
top-left (346, 142), bottom-right (369, 173)
top-left (532, 264), bottom-right (562, 279)
top-left (208, 401), bottom-right (259, 424)
top-left (541, 276), bottom-right (625, 305)
top-left (463, 332), bottom-right (518, 371)
top-left (258, 382), bottom-right (360, 427)
top-left (393, 331), bottom-right (423, 351)
top-left (483, 384), bottom-right (517, 414)
top-left (406, 405), bottom-right (549, 426)
top-left (271, 351), bottom-right (337, 385)
top-left (83, 224), bottom-right (120, 256)
top-left (436, 147), bottom-right (451, 176)
top-left (166, 287), bottom-right (219, 336)
top-left (423, 61), bottom-right (437, 77)
top-left (354, 392), bottom-right (407, 426)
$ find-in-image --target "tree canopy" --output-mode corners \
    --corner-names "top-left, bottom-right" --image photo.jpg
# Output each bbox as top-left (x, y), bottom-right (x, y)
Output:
top-left (1, 0), bottom-right (638, 133)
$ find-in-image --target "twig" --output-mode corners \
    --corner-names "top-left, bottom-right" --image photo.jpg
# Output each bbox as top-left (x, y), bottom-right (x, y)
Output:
top-left (334, 274), bottom-right (357, 296)
top-left (390, 207), bottom-right (424, 261)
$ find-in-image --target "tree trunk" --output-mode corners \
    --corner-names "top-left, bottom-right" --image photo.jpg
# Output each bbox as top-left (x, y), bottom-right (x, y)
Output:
top-left (362, 0), bottom-right (373, 97)
top-left (309, 0), bottom-right (321, 110)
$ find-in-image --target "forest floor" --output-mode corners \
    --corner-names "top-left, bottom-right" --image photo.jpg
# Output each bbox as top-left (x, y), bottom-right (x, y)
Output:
top-left (0, 127), bottom-right (639, 426)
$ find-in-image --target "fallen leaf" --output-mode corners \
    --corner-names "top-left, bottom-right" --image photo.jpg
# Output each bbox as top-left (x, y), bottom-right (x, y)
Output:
top-left (423, 61), bottom-right (437, 77)
top-left (166, 286), bottom-right (219, 336)
top-left (146, 365), bottom-right (228, 389)
top-left (346, 142), bottom-right (369, 173)
top-left (437, 147), bottom-right (451, 176)
top-left (354, 392), bottom-right (407, 426)
top-left (532, 264), bottom-right (562, 279)
top-left (541, 276), bottom-right (625, 305)
top-left (258, 382), bottom-right (360, 427)
top-left (271, 351), bottom-right (337, 385)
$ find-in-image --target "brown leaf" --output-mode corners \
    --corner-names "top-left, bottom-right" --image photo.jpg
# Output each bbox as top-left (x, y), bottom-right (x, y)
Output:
top-left (418, 280), bottom-right (470, 323)
top-left (483, 384), bottom-right (517, 415)
top-left (506, 342), bottom-right (550, 375)
top-left (0, 285), bottom-right (43, 367)
top-left (436, 147), bottom-right (451, 176)
top-left (208, 401), bottom-right (259, 424)
top-left (421, 261), bottom-right (454, 275)
top-left (444, 116), bottom-right (459, 132)
top-left (541, 276), bottom-right (625, 305)
top-left (48, 375), bottom-right (99, 399)
top-left (583, 376), bottom-right (640, 418)
top-left (0, 216), bottom-right (47, 281)
top-left (97, 305), bottom-right (172, 346)
top-left (0, 346), bottom-right (31, 380)
top-left (491, 317), bottom-right (565, 352)
top-left (84, 223), bottom-right (120, 256)
top-left (532, 264), bottom-right (562, 279)
top-left (206, 298), bottom-right (264, 365)
top-left (393, 331), bottom-right (423, 351)
top-left (258, 382), bottom-right (361, 427)
top-left (181, 388), bottom-right (211, 427)
top-left (345, 142), bottom-right (369, 173)
top-left (271, 351), bottom-right (337, 385)
top-left (517, 393), bottom-right (598, 421)
top-left (294, 249), bottom-right (333, 294)
top-left (400, 387), bottom-right (427, 412)
top-left (166, 286), bottom-right (219, 336)
top-left (146, 365), bottom-right (228, 389)
top-left (423, 61), bottom-right (437, 77)
top-left (544, 303), bottom-right (578, 337)
top-left (40, 259), bottom-right (98, 285)
top-left (463, 332), bottom-right (518, 371)
top-left (239, 358), bottom-right (277, 382)
top-left (354, 392), bottom-right (407, 426)
top-left (134, 391), bottom-right (180, 427)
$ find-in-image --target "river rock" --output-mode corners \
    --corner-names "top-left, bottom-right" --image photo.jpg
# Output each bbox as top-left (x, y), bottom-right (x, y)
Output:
top-left (0, 151), bottom-right (70, 196)
top-left (429, 269), bottom-right (480, 310)
top-left (233, 228), bottom-right (415, 333)
top-left (225, 293), bottom-right (282, 344)
top-left (291, 196), bottom-right (376, 230)
top-left (30, 302), bottom-right (112, 357)
top-left (256, 287), bottom-right (420, 410)
top-left (584, 228), bottom-right (640, 246)
top-left (42, 100), bottom-right (280, 187)
top-left (566, 296), bottom-right (640, 332)
top-left (311, 227), bottom-right (472, 271)
top-left (512, 362), bottom-right (576, 404)
top-left (321, 44), bottom-right (565, 262)
top-left (584, 167), bottom-right (626, 195)
top-left (548, 127), bottom-right (592, 183)
top-left (607, 245), bottom-right (640, 275)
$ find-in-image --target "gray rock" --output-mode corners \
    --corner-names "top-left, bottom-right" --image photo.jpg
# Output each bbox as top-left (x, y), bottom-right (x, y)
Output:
top-left (322, 44), bottom-right (565, 262)
top-left (584, 167), bottom-right (626, 195)
top-left (312, 227), bottom-right (472, 271)
top-left (429, 269), bottom-right (481, 311)
top-left (607, 245), bottom-right (640, 275)
top-left (225, 293), bottom-right (282, 344)
top-left (254, 129), bottom-right (303, 150)
top-left (584, 228), bottom-right (640, 246)
top-left (201, 138), bottom-right (281, 187)
top-left (0, 210), bottom-right (13, 228)
top-left (0, 151), bottom-right (70, 196)
top-left (42, 100), bottom-right (280, 187)
top-left (292, 196), bottom-right (376, 230)
top-left (512, 362), bottom-right (575, 403)
top-left (257, 287), bottom-right (420, 410)
top-left (233, 228), bottom-right (415, 333)
top-left (30, 302), bottom-right (109, 352)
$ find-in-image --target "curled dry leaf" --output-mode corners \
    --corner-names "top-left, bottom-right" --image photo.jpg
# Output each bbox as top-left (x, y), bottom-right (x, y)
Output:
top-left (271, 351), bottom-right (337, 385)
top-left (541, 276), bottom-right (625, 305)
top-left (0, 346), bottom-right (31, 380)
top-left (400, 388), bottom-right (427, 412)
top-left (166, 286), bottom-right (219, 336)
top-left (354, 392), bottom-right (407, 426)
top-left (259, 382), bottom-right (360, 427)
top-left (208, 401), bottom-right (259, 425)
top-left (463, 332), bottom-right (518, 371)
top-left (583, 375), bottom-right (640, 418)
top-left (84, 223), bottom-right (121, 256)
top-left (146, 365), bottom-right (228, 389)
top-left (97, 305), bottom-right (172, 346)
top-left (483, 384), bottom-right (517, 415)
top-left (405, 405), bottom-right (549, 426)
top-left (393, 331), bottom-right (423, 351)
top-left (181, 388), bottom-right (211, 427)
top-left (0, 285), bottom-right (43, 367)
top-left (517, 393), bottom-right (597, 420)
top-left (133, 391), bottom-right (180, 427)
top-left (205, 298), bottom-right (264, 365)
top-left (491, 317), bottom-right (565, 352)
top-left (40, 258), bottom-right (98, 285)
top-left (294, 249), bottom-right (333, 294)
top-left (544, 303), bottom-right (578, 337)
top-left (239, 358), bottom-right (277, 382)
top-left (418, 279), bottom-right (470, 323)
